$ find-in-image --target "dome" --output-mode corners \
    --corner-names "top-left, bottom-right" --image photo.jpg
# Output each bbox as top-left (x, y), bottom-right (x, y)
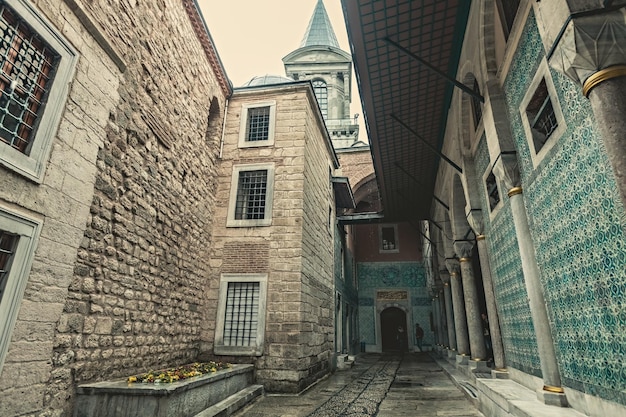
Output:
top-left (241, 74), bottom-right (294, 87)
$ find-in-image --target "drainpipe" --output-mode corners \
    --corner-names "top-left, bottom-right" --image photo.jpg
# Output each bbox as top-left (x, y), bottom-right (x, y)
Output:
top-left (218, 98), bottom-right (229, 159)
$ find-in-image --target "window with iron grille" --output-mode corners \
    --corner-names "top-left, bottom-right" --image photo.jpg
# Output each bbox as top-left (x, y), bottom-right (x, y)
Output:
top-left (235, 170), bottom-right (268, 220)
top-left (485, 170), bottom-right (500, 212)
top-left (0, 231), bottom-right (18, 305)
top-left (526, 78), bottom-right (557, 154)
top-left (0, 0), bottom-right (76, 182)
top-left (227, 163), bottom-right (275, 227)
top-left (379, 224), bottom-right (399, 252)
top-left (215, 273), bottom-right (267, 356)
top-left (238, 101), bottom-right (275, 148)
top-left (245, 106), bottom-right (270, 142)
top-left (312, 79), bottom-right (327, 119)
top-left (223, 281), bottom-right (260, 347)
top-left (0, 4), bottom-right (57, 153)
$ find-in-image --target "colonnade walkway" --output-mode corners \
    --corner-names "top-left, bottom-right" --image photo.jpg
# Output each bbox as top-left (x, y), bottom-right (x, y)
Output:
top-left (232, 352), bottom-right (485, 417)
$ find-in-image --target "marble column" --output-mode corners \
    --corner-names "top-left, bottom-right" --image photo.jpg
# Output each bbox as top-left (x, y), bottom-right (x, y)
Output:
top-left (494, 154), bottom-right (566, 405)
top-left (441, 271), bottom-right (457, 353)
top-left (438, 289), bottom-right (449, 348)
top-left (467, 210), bottom-right (507, 372)
top-left (446, 259), bottom-right (469, 361)
top-left (548, 8), bottom-right (626, 210)
top-left (454, 241), bottom-right (487, 363)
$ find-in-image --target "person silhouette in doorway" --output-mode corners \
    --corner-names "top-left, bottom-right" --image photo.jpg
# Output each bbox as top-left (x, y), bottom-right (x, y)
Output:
top-left (396, 325), bottom-right (406, 352)
top-left (415, 323), bottom-right (424, 352)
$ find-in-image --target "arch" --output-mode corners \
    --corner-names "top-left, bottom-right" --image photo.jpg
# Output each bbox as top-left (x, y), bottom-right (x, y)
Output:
top-left (482, 0), bottom-right (523, 77)
top-left (459, 71), bottom-right (484, 151)
top-left (206, 97), bottom-right (222, 144)
top-left (311, 79), bottom-right (328, 119)
top-left (380, 306), bottom-right (408, 352)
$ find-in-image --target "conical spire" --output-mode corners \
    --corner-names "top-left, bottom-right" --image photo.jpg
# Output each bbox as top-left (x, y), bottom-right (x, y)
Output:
top-left (300, 0), bottom-right (340, 48)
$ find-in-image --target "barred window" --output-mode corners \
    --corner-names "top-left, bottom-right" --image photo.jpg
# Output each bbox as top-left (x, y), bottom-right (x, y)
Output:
top-left (235, 170), bottom-right (268, 220)
top-left (312, 79), bottom-right (327, 119)
top-left (223, 282), bottom-right (260, 347)
top-left (526, 78), bottom-right (557, 154)
top-left (0, 5), bottom-right (58, 154)
top-left (0, 230), bottom-right (18, 304)
top-left (379, 224), bottom-right (399, 253)
top-left (471, 78), bottom-right (482, 130)
top-left (245, 106), bottom-right (270, 142)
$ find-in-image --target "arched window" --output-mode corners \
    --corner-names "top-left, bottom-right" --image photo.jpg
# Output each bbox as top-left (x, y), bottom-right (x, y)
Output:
top-left (471, 78), bottom-right (482, 130)
top-left (312, 79), bottom-right (328, 119)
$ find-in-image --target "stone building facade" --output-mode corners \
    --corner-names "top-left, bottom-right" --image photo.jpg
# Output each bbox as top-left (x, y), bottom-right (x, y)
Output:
top-left (0, 0), bottom-right (229, 415)
top-left (207, 81), bottom-right (341, 393)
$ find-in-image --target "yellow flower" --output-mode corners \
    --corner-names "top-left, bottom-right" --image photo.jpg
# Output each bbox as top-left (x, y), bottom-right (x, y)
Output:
top-left (128, 376), bottom-right (137, 383)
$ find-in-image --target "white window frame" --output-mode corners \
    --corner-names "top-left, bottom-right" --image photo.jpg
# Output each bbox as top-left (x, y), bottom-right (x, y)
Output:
top-left (0, 0), bottom-right (78, 183)
top-left (379, 224), bottom-right (399, 253)
top-left (519, 59), bottom-right (565, 169)
top-left (238, 101), bottom-right (276, 148)
top-left (214, 273), bottom-right (268, 356)
top-left (226, 163), bottom-right (275, 227)
top-left (0, 206), bottom-right (42, 373)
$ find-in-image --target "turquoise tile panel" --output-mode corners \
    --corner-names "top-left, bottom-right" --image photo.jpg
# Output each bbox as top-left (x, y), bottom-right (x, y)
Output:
top-left (502, 10), bottom-right (626, 405)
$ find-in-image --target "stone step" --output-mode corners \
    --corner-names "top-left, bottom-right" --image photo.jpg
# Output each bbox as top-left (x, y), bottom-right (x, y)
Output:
top-left (194, 385), bottom-right (264, 417)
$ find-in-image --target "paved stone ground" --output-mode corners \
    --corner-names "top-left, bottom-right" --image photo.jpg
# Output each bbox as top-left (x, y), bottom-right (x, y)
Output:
top-left (232, 353), bottom-right (484, 417)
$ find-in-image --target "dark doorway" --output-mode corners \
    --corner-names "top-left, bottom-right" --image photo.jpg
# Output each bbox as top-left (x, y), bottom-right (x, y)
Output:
top-left (381, 307), bottom-right (407, 352)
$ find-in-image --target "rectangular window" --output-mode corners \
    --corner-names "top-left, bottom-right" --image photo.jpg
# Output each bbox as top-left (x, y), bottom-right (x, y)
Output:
top-left (214, 274), bottom-right (268, 356)
top-left (519, 60), bottom-right (565, 168)
top-left (0, 0), bottom-right (77, 182)
top-left (238, 101), bottom-right (276, 148)
top-left (235, 170), bottom-right (268, 220)
top-left (227, 163), bottom-right (275, 227)
top-left (379, 224), bottom-right (399, 253)
top-left (223, 282), bottom-right (260, 347)
top-left (0, 5), bottom-right (58, 154)
top-left (0, 231), bottom-right (18, 303)
top-left (485, 170), bottom-right (500, 212)
top-left (526, 78), bottom-right (557, 154)
top-left (245, 106), bottom-right (270, 142)
top-left (0, 207), bottom-right (41, 373)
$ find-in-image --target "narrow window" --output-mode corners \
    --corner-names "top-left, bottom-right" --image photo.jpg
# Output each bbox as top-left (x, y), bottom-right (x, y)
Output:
top-left (223, 282), bottom-right (260, 347)
top-left (0, 5), bottom-right (58, 154)
top-left (526, 78), bottom-right (557, 154)
top-left (0, 231), bottom-right (18, 303)
top-left (485, 170), bottom-right (500, 212)
top-left (235, 170), bottom-right (268, 220)
top-left (312, 79), bottom-right (328, 119)
top-left (245, 106), bottom-right (270, 142)
top-left (381, 226), bottom-right (396, 251)
top-left (471, 78), bottom-right (482, 130)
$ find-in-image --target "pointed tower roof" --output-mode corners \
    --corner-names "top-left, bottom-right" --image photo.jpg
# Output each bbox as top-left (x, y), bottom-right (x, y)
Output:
top-left (300, 0), bottom-right (340, 48)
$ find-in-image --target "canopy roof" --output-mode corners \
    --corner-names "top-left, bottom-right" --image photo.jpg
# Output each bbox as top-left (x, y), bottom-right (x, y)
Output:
top-left (341, 0), bottom-right (471, 221)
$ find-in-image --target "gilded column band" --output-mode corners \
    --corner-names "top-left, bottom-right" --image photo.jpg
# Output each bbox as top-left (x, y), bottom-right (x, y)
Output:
top-left (508, 186), bottom-right (523, 198)
top-left (476, 234), bottom-right (485, 241)
top-left (583, 65), bottom-right (626, 97)
top-left (543, 385), bottom-right (565, 394)
top-left (459, 257), bottom-right (471, 263)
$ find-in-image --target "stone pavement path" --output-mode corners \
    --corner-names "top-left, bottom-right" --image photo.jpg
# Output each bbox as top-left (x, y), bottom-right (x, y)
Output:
top-left (232, 353), bottom-right (484, 417)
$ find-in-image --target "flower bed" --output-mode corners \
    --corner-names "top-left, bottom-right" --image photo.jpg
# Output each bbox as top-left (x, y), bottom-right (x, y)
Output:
top-left (127, 361), bottom-right (230, 384)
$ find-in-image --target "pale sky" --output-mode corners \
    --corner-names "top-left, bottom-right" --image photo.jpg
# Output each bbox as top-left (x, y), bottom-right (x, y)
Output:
top-left (197, 0), bottom-right (367, 139)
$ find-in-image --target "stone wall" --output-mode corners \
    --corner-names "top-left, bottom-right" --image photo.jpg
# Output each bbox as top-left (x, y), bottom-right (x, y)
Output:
top-left (208, 84), bottom-right (336, 393)
top-left (0, 1), bottom-right (228, 416)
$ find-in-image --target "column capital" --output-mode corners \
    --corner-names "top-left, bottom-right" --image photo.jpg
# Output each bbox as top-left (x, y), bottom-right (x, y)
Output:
top-left (549, 8), bottom-right (626, 96)
top-left (439, 269), bottom-right (451, 284)
top-left (466, 208), bottom-right (484, 236)
top-left (492, 152), bottom-right (521, 192)
top-left (453, 240), bottom-right (474, 259)
top-left (445, 258), bottom-right (460, 275)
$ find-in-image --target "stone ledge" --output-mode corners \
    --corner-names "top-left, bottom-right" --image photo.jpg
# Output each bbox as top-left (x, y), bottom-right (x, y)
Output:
top-left (74, 364), bottom-right (254, 417)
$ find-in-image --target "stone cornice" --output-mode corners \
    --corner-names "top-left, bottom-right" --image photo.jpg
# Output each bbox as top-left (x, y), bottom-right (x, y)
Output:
top-left (183, 0), bottom-right (232, 97)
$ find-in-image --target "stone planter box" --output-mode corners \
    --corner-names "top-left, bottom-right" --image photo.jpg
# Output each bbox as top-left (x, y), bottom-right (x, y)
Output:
top-left (74, 364), bottom-right (254, 417)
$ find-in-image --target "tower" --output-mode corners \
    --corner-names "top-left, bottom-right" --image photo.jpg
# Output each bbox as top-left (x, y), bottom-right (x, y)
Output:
top-left (282, 0), bottom-right (359, 149)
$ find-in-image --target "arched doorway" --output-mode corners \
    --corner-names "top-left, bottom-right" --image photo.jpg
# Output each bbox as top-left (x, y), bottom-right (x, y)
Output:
top-left (380, 307), bottom-right (407, 352)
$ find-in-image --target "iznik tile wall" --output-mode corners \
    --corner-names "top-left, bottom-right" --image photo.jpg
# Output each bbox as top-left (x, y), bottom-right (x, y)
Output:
top-left (357, 262), bottom-right (431, 346)
top-left (475, 135), bottom-right (542, 377)
top-left (503, 11), bottom-right (626, 405)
